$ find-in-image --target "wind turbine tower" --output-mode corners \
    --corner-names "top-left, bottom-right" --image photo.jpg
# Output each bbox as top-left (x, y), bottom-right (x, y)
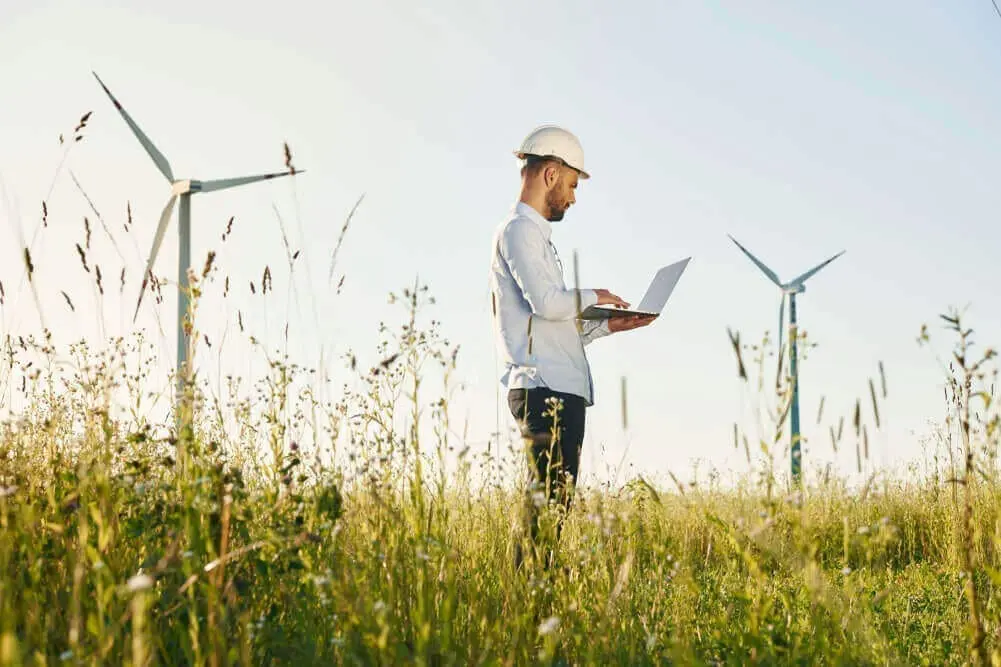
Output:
top-left (92, 72), bottom-right (302, 421)
top-left (728, 235), bottom-right (844, 484)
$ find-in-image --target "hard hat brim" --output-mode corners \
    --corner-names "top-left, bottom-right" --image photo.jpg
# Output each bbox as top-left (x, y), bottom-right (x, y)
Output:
top-left (514, 151), bottom-right (590, 179)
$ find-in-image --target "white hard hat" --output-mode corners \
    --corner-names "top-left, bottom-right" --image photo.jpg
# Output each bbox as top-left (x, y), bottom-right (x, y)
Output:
top-left (513, 124), bottom-right (589, 179)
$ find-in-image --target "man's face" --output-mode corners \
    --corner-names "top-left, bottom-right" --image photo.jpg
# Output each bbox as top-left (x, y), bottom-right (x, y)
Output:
top-left (544, 165), bottom-right (579, 222)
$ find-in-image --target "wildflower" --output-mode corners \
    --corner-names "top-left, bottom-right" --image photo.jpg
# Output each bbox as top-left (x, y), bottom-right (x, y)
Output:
top-left (538, 616), bottom-right (560, 636)
top-left (127, 574), bottom-right (154, 592)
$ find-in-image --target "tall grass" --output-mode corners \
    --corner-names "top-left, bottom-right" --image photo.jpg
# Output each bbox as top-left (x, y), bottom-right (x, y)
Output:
top-left (2, 112), bottom-right (1001, 665)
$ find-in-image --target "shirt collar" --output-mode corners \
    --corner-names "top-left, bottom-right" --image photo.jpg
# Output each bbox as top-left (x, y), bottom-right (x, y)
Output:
top-left (514, 201), bottom-right (553, 240)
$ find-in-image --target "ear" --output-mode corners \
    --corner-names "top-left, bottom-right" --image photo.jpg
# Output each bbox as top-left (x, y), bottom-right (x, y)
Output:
top-left (543, 163), bottom-right (561, 189)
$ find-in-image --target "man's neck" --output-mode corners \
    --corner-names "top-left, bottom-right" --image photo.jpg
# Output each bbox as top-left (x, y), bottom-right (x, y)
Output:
top-left (518, 189), bottom-right (549, 220)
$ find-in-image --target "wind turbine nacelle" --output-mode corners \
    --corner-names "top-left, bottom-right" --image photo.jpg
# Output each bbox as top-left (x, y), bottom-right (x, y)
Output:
top-left (784, 283), bottom-right (805, 295)
top-left (171, 179), bottom-right (196, 195)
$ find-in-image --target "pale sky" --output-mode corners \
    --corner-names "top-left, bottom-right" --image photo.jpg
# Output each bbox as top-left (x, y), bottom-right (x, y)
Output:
top-left (2, 0), bottom-right (1000, 489)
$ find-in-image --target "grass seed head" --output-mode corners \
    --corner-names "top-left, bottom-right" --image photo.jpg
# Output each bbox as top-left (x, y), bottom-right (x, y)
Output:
top-left (202, 251), bottom-right (216, 279)
top-left (76, 244), bottom-right (90, 273)
top-left (23, 248), bottom-right (34, 281)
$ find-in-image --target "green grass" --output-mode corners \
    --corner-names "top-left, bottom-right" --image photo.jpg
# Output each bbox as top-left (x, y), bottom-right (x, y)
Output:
top-left (2, 283), bottom-right (1001, 666)
top-left (3, 120), bottom-right (1001, 665)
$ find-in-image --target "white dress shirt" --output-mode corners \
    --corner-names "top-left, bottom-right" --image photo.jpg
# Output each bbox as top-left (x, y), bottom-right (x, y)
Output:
top-left (489, 201), bottom-right (611, 405)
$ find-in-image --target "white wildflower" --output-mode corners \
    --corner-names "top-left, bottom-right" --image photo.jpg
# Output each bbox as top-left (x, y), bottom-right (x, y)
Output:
top-left (538, 616), bottom-right (560, 636)
top-left (127, 574), bottom-right (154, 592)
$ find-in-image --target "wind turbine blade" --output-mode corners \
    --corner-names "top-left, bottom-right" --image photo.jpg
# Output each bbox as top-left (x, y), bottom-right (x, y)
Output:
top-left (92, 71), bottom-right (174, 182)
top-left (198, 170), bottom-right (301, 193)
top-left (133, 193), bottom-right (177, 322)
top-left (790, 250), bottom-right (845, 286)
top-left (728, 235), bottom-right (782, 287)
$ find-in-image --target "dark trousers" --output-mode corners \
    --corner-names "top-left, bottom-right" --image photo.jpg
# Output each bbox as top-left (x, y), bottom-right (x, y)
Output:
top-left (508, 387), bottom-right (587, 567)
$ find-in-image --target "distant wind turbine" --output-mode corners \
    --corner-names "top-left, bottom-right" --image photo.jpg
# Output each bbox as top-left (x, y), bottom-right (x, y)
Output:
top-left (92, 71), bottom-right (302, 400)
top-left (728, 234), bottom-right (844, 484)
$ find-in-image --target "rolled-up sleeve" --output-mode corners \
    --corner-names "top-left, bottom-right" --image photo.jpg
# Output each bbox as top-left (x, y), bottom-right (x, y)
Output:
top-left (580, 319), bottom-right (611, 345)
top-left (498, 218), bottom-right (598, 321)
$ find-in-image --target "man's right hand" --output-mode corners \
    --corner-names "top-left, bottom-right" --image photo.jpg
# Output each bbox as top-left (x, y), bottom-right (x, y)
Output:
top-left (593, 289), bottom-right (629, 309)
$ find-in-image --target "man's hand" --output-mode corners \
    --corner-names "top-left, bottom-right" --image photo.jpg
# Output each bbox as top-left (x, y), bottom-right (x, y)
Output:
top-left (608, 314), bottom-right (657, 333)
top-left (594, 289), bottom-right (629, 309)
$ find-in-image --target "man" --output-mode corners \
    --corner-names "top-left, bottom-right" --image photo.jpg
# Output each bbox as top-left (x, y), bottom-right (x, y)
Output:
top-left (488, 124), bottom-right (655, 568)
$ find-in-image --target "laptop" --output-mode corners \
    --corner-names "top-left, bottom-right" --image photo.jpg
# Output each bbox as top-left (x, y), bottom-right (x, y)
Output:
top-left (578, 257), bottom-right (691, 320)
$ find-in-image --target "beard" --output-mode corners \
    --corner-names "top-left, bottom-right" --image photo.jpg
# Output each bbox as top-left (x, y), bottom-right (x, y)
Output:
top-left (545, 190), bottom-right (569, 222)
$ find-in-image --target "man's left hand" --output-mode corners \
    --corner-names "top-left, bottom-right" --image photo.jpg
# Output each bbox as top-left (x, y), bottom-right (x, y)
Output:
top-left (608, 314), bottom-right (657, 333)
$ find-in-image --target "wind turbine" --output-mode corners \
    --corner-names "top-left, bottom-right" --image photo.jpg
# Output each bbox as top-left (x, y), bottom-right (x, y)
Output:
top-left (728, 234), bottom-right (844, 484)
top-left (92, 71), bottom-right (302, 406)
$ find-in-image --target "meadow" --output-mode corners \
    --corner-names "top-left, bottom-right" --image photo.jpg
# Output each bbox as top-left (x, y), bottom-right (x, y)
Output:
top-left (3, 118), bottom-right (1001, 666)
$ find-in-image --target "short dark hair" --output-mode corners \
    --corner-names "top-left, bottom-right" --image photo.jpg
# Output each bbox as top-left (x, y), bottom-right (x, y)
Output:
top-left (521, 154), bottom-right (568, 178)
